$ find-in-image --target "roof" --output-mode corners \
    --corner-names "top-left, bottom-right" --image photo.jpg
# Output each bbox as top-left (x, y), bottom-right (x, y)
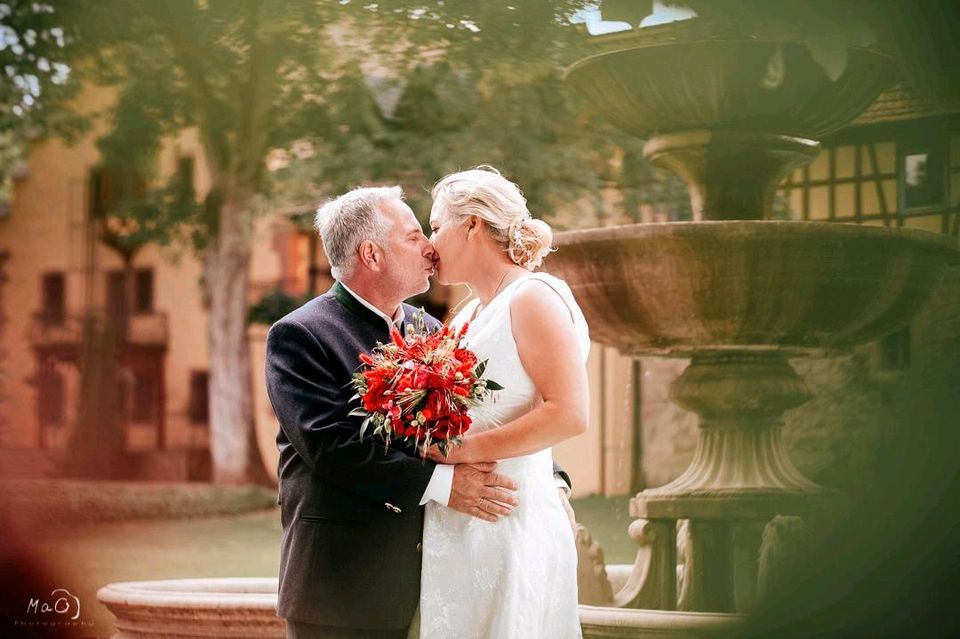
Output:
top-left (849, 82), bottom-right (960, 128)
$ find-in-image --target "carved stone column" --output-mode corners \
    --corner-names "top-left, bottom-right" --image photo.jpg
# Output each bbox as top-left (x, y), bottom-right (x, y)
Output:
top-left (632, 352), bottom-right (841, 613)
top-left (645, 132), bottom-right (819, 221)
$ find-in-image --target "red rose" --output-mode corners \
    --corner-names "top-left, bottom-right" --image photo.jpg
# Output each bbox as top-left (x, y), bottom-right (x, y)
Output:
top-left (453, 348), bottom-right (478, 371)
top-left (422, 390), bottom-right (450, 421)
top-left (449, 413), bottom-right (471, 436)
top-left (362, 378), bottom-right (388, 412)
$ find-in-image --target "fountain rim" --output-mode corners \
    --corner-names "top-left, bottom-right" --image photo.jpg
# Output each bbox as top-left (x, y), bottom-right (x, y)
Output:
top-left (563, 37), bottom-right (891, 82)
top-left (96, 577), bottom-right (748, 632)
top-left (578, 603), bottom-right (745, 629)
top-left (551, 220), bottom-right (960, 260)
top-left (97, 578), bottom-right (279, 610)
top-left (642, 129), bottom-right (821, 157)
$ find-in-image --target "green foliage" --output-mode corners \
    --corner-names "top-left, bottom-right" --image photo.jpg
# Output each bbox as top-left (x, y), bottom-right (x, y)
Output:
top-left (247, 288), bottom-right (311, 326)
top-left (267, 61), bottom-right (656, 229)
top-left (0, 129), bottom-right (24, 206)
top-left (28, 0), bottom-right (635, 248)
top-left (0, 0), bottom-right (81, 134)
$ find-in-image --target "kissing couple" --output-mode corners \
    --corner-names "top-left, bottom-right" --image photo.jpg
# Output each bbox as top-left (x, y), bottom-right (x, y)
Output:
top-left (266, 166), bottom-right (591, 638)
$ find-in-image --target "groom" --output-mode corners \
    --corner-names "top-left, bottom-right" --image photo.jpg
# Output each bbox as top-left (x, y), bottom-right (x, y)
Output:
top-left (266, 186), bottom-right (574, 639)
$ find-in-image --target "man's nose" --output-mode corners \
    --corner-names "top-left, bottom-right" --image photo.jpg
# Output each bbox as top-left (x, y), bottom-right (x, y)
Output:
top-left (422, 238), bottom-right (436, 260)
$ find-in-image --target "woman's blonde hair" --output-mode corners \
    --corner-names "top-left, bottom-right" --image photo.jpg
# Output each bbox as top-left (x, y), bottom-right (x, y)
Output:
top-left (431, 165), bottom-right (554, 270)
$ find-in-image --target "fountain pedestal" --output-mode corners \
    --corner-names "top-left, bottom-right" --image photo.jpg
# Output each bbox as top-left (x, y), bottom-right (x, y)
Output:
top-left (645, 132), bottom-right (819, 221)
top-left (633, 352), bottom-right (841, 612)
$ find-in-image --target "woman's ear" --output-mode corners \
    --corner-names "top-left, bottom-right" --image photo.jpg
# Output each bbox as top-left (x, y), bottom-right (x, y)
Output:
top-left (466, 215), bottom-right (482, 241)
top-left (357, 239), bottom-right (382, 272)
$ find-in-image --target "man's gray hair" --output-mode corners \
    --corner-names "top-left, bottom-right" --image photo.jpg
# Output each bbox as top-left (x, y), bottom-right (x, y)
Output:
top-left (314, 186), bottom-right (401, 280)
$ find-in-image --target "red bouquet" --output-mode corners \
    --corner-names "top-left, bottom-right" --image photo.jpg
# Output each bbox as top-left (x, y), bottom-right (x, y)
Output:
top-left (349, 311), bottom-right (502, 457)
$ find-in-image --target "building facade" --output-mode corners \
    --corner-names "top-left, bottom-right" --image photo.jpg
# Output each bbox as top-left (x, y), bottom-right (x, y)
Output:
top-left (1, 81), bottom-right (956, 496)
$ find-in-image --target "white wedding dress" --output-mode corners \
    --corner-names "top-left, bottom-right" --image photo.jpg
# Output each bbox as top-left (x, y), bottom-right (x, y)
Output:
top-left (414, 272), bottom-right (590, 639)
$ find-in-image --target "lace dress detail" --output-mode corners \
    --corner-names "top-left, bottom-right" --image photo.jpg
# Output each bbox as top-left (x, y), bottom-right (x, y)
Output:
top-left (414, 273), bottom-right (590, 639)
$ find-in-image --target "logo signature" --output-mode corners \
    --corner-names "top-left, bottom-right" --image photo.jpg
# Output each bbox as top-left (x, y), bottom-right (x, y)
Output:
top-left (26, 588), bottom-right (81, 620)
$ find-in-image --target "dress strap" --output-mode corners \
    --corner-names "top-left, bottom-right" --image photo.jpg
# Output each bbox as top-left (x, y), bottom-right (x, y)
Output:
top-left (511, 273), bottom-right (591, 360)
top-left (511, 273), bottom-right (576, 324)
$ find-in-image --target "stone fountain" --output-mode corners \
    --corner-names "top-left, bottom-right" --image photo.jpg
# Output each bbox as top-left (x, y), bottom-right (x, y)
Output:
top-left (548, 13), bottom-right (960, 635)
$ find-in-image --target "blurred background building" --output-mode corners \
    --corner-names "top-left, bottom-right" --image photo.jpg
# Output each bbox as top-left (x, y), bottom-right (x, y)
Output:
top-left (0, 76), bottom-right (957, 494)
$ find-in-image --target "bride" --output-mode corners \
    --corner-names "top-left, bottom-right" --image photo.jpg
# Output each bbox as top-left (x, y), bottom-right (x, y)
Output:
top-left (414, 166), bottom-right (590, 638)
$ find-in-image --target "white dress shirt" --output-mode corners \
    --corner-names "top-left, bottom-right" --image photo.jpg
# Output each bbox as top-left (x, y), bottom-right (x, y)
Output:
top-left (338, 281), bottom-right (454, 507)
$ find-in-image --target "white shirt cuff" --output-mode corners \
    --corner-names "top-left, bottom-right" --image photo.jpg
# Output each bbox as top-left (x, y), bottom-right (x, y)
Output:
top-left (419, 464), bottom-right (454, 507)
top-left (555, 474), bottom-right (571, 497)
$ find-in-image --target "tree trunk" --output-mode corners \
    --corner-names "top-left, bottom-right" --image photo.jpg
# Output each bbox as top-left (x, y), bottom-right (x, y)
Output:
top-left (204, 192), bottom-right (272, 485)
top-left (63, 313), bottom-right (125, 478)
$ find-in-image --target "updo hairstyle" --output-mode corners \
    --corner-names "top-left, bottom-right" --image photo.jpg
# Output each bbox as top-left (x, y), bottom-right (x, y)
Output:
top-left (431, 165), bottom-right (554, 270)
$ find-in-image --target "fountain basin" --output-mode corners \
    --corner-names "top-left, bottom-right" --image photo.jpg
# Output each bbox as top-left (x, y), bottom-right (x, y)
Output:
top-left (546, 221), bottom-right (958, 357)
top-left (579, 605), bottom-right (743, 639)
top-left (97, 578), bottom-right (283, 639)
top-left (565, 36), bottom-right (890, 139)
top-left (97, 576), bottom-right (741, 638)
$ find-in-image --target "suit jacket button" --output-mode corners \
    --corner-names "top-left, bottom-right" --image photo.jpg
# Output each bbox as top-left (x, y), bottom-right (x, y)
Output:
top-left (416, 542), bottom-right (423, 553)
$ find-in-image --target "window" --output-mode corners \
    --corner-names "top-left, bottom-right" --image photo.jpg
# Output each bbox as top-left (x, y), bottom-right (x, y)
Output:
top-left (90, 166), bottom-right (147, 218)
top-left (116, 368), bottom-right (132, 423)
top-left (38, 364), bottom-right (65, 426)
top-left (41, 272), bottom-right (65, 323)
top-left (106, 271), bottom-right (126, 320)
top-left (131, 370), bottom-right (159, 424)
top-left (106, 268), bottom-right (154, 318)
top-left (188, 370), bottom-right (209, 425)
top-left (899, 143), bottom-right (947, 212)
top-left (135, 269), bottom-right (153, 313)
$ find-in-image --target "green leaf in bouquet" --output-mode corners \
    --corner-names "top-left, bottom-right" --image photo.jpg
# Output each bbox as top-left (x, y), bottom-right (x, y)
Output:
top-left (485, 380), bottom-right (504, 391)
top-left (475, 360), bottom-right (487, 378)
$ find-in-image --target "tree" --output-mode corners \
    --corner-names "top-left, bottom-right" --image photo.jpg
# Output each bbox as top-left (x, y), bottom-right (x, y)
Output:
top-left (267, 39), bottom-right (658, 228)
top-left (0, 0), bottom-right (77, 132)
top-left (37, 0), bottom-right (596, 484)
top-left (1, 0), bottom-right (82, 209)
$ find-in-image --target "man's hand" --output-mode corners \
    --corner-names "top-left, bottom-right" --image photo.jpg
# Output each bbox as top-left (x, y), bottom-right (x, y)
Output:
top-left (448, 462), bottom-right (519, 522)
top-left (558, 487), bottom-right (576, 537)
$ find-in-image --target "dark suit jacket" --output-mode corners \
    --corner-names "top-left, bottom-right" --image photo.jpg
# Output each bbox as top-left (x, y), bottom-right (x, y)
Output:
top-left (266, 282), bottom-right (441, 629)
top-left (265, 281), bottom-right (572, 630)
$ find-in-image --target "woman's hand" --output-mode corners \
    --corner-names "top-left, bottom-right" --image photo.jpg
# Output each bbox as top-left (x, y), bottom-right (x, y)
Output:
top-left (424, 436), bottom-right (481, 465)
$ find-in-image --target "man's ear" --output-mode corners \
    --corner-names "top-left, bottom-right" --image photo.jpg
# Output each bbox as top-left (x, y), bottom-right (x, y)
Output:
top-left (357, 239), bottom-right (383, 272)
